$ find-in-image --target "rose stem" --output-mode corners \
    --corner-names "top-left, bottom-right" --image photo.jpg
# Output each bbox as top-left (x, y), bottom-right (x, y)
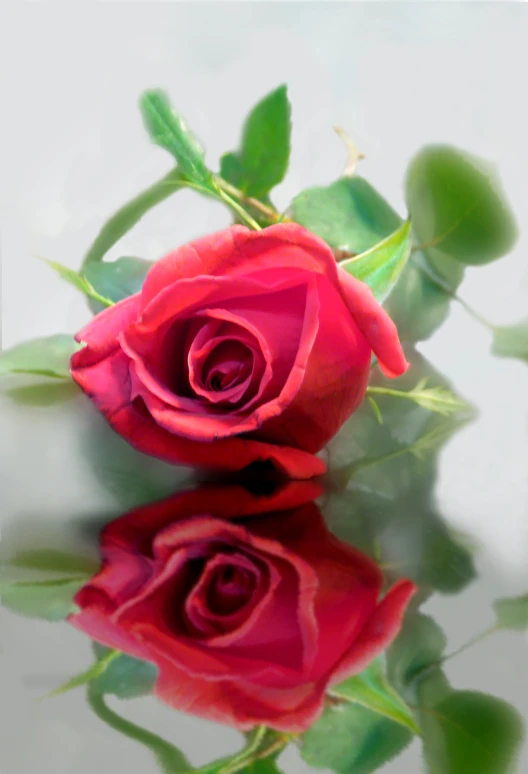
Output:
top-left (214, 178), bottom-right (284, 223)
top-left (86, 682), bottom-right (190, 774)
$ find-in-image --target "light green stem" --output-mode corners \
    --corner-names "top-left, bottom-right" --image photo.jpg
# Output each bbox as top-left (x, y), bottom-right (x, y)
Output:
top-left (215, 178), bottom-right (282, 223)
top-left (441, 624), bottom-right (500, 664)
top-left (82, 168), bottom-right (186, 268)
top-left (412, 256), bottom-right (496, 331)
top-left (87, 683), bottom-right (191, 774)
top-left (366, 386), bottom-right (413, 400)
top-left (216, 187), bottom-right (262, 231)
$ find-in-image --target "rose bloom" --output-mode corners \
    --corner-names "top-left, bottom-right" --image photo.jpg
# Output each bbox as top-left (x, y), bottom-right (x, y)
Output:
top-left (70, 483), bottom-right (416, 731)
top-left (71, 224), bottom-right (408, 479)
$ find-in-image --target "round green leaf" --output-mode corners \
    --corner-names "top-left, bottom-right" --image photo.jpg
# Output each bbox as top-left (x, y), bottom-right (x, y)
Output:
top-left (406, 145), bottom-right (517, 265)
top-left (422, 691), bottom-right (525, 774)
top-left (291, 177), bottom-right (402, 254)
top-left (301, 702), bottom-right (412, 774)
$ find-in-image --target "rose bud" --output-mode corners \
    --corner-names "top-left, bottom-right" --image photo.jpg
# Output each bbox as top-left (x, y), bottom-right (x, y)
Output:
top-left (70, 483), bottom-right (416, 732)
top-left (71, 224), bottom-right (408, 478)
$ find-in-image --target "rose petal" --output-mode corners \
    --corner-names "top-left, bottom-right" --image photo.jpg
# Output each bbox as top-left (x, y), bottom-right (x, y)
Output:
top-left (337, 267), bottom-right (409, 378)
top-left (329, 579), bottom-right (417, 686)
top-left (256, 274), bottom-right (371, 452)
top-left (140, 223), bottom-right (339, 309)
top-left (72, 294), bottom-right (140, 368)
top-left (154, 657), bottom-right (327, 732)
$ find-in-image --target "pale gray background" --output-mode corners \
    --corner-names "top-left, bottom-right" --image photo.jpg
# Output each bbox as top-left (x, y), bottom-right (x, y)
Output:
top-left (1, 3), bottom-right (528, 773)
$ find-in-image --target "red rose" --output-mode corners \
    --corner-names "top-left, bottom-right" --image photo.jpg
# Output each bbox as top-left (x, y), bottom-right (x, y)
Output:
top-left (70, 484), bottom-right (416, 732)
top-left (71, 224), bottom-right (407, 479)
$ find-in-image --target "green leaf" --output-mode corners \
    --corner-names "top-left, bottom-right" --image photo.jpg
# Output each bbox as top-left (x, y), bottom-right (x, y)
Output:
top-left (388, 615), bottom-right (447, 703)
top-left (383, 257), bottom-right (451, 343)
top-left (340, 220), bottom-right (412, 303)
top-left (326, 348), bottom-right (476, 596)
top-left (8, 549), bottom-right (99, 577)
top-left (0, 577), bottom-right (85, 621)
top-left (220, 84), bottom-right (291, 199)
top-left (492, 320), bottom-right (528, 364)
top-left (90, 646), bottom-right (158, 700)
top-left (291, 177), bottom-right (402, 254)
top-left (0, 334), bottom-right (81, 379)
top-left (301, 701), bottom-right (412, 774)
top-left (367, 379), bottom-right (472, 417)
top-left (3, 381), bottom-right (78, 406)
top-left (140, 90), bottom-right (211, 186)
top-left (42, 259), bottom-right (114, 307)
top-left (49, 648), bottom-right (120, 698)
top-left (84, 256), bottom-right (153, 313)
top-left (330, 657), bottom-right (421, 735)
top-left (493, 593), bottom-right (528, 631)
top-left (406, 145), bottom-right (517, 265)
top-left (422, 691), bottom-right (525, 774)
top-left (82, 168), bottom-right (185, 266)
top-left (234, 757), bottom-right (282, 774)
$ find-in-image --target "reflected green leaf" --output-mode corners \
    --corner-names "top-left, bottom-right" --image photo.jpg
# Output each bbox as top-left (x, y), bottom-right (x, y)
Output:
top-left (0, 334), bottom-right (81, 379)
top-left (340, 220), bottom-right (412, 303)
top-left (8, 549), bottom-right (99, 577)
top-left (421, 691), bottom-right (525, 774)
top-left (140, 90), bottom-right (211, 186)
top-left (0, 577), bottom-right (84, 620)
top-left (493, 593), bottom-right (528, 631)
top-left (84, 256), bottom-right (153, 314)
top-left (406, 145), bottom-right (517, 265)
top-left (325, 349), bottom-right (476, 595)
top-left (301, 700), bottom-right (412, 774)
top-left (49, 648), bottom-right (120, 698)
top-left (291, 177), bottom-right (402, 254)
top-left (331, 657), bottom-right (421, 734)
top-left (220, 84), bottom-right (291, 199)
top-left (91, 644), bottom-right (158, 699)
top-left (367, 379), bottom-right (472, 417)
top-left (492, 320), bottom-right (528, 364)
top-left (4, 380), bottom-right (78, 406)
top-left (81, 405), bottom-right (192, 510)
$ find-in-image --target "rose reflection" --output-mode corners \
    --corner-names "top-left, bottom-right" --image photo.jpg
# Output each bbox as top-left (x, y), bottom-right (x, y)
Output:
top-left (70, 482), bottom-right (415, 732)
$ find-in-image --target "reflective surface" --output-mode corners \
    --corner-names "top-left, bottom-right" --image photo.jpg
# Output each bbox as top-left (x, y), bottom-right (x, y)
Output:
top-left (1, 339), bottom-right (527, 772)
top-left (2, 3), bottom-right (528, 772)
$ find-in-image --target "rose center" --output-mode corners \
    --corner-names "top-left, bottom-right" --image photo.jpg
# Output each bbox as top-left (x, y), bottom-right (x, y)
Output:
top-left (201, 340), bottom-right (253, 394)
top-left (206, 563), bottom-right (257, 616)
